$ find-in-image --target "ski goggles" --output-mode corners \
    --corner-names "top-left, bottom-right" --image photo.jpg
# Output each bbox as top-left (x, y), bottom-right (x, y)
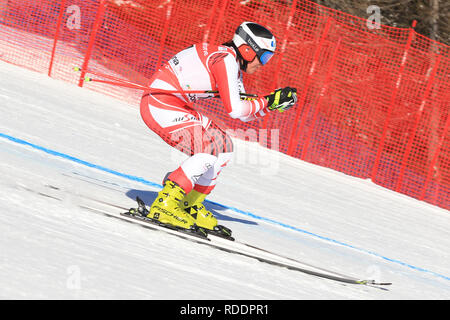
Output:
top-left (258, 50), bottom-right (274, 65)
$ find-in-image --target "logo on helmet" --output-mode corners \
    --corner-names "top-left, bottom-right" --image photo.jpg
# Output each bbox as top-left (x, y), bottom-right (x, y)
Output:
top-left (246, 37), bottom-right (260, 54)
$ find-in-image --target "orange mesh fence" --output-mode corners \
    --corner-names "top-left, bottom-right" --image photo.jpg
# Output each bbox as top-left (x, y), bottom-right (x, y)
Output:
top-left (0, 0), bottom-right (448, 210)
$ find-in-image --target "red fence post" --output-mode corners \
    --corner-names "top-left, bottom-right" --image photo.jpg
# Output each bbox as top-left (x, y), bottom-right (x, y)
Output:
top-left (154, 2), bottom-right (174, 70)
top-left (370, 20), bottom-right (417, 181)
top-left (301, 37), bottom-right (341, 160)
top-left (287, 15), bottom-right (333, 156)
top-left (207, 0), bottom-right (229, 45)
top-left (419, 89), bottom-right (450, 201)
top-left (202, 0), bottom-right (221, 43)
top-left (395, 55), bottom-right (441, 192)
top-left (78, 0), bottom-right (107, 87)
top-left (262, 0), bottom-right (298, 130)
top-left (48, 0), bottom-right (68, 77)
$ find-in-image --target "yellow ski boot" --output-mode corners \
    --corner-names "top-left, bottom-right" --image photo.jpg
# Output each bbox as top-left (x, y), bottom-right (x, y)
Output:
top-left (180, 189), bottom-right (218, 230)
top-left (148, 180), bottom-right (195, 230)
top-left (181, 190), bottom-right (234, 240)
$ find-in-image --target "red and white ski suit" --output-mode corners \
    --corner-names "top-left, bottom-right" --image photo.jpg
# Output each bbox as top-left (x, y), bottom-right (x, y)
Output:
top-left (140, 43), bottom-right (270, 194)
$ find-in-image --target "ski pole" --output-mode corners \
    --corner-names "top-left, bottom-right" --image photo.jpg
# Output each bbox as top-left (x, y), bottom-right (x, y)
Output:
top-left (73, 67), bottom-right (259, 99)
top-left (83, 76), bottom-right (148, 90)
top-left (73, 67), bottom-right (147, 89)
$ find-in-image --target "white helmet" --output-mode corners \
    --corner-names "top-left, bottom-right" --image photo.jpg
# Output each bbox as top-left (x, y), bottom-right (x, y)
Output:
top-left (232, 21), bottom-right (276, 65)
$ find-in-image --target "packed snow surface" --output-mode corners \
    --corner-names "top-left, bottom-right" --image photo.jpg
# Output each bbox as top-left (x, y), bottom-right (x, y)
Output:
top-left (0, 60), bottom-right (449, 299)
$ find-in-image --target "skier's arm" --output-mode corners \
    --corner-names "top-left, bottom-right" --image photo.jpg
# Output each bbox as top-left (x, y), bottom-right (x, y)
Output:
top-left (209, 53), bottom-right (268, 122)
top-left (237, 96), bottom-right (271, 122)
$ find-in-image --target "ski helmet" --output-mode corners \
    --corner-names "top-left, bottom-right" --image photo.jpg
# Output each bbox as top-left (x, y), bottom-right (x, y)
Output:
top-left (232, 22), bottom-right (276, 65)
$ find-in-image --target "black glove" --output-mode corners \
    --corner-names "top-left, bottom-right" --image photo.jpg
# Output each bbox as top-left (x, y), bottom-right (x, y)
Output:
top-left (265, 87), bottom-right (298, 113)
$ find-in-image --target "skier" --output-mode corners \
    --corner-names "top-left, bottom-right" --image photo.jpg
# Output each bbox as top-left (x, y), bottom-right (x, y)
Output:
top-left (140, 21), bottom-right (297, 234)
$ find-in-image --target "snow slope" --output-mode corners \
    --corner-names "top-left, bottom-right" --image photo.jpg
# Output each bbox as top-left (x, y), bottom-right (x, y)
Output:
top-left (1, 60), bottom-right (449, 299)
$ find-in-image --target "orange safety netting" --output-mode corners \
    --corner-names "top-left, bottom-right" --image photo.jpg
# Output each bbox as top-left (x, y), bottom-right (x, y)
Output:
top-left (0, 0), bottom-right (448, 210)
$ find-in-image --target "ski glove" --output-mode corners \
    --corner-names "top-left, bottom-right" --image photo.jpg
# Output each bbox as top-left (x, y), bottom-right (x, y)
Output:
top-left (265, 87), bottom-right (298, 113)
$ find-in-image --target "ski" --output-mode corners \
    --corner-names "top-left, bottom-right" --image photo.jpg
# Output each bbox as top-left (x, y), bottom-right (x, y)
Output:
top-left (79, 200), bottom-right (392, 288)
top-left (18, 184), bottom-right (392, 288)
